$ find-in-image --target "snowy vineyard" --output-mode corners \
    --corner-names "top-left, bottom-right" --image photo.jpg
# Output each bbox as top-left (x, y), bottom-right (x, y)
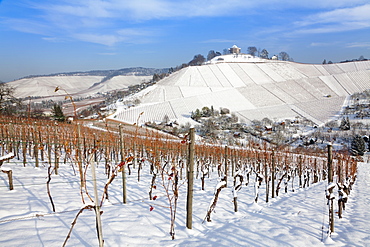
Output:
top-left (0, 116), bottom-right (360, 246)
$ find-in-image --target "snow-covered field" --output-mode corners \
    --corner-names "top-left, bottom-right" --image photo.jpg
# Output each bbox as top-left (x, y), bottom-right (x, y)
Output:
top-left (1, 154), bottom-right (369, 246)
top-left (7, 75), bottom-right (152, 100)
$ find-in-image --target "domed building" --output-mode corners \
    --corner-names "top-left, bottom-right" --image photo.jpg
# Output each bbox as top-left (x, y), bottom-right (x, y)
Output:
top-left (229, 45), bottom-right (241, 54)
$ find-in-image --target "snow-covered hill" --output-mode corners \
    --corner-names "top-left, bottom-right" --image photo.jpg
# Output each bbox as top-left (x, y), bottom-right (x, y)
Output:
top-left (110, 56), bottom-right (370, 126)
top-left (8, 75), bottom-right (152, 100)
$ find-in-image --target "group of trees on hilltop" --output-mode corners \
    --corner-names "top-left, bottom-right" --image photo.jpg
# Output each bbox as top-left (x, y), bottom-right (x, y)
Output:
top-left (188, 54), bottom-right (206, 66)
top-left (186, 46), bottom-right (293, 66)
top-left (166, 45), bottom-right (293, 75)
top-left (207, 50), bottom-right (222, 61)
top-left (238, 46), bottom-right (292, 61)
top-left (323, 55), bottom-right (368, 65)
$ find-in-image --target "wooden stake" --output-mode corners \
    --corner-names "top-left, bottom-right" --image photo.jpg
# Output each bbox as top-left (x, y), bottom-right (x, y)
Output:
top-left (77, 124), bottom-right (84, 188)
top-left (271, 150), bottom-right (275, 198)
top-left (186, 128), bottom-right (195, 229)
top-left (119, 124), bottom-right (127, 204)
top-left (327, 144), bottom-right (334, 234)
top-left (224, 146), bottom-right (228, 186)
top-left (91, 158), bottom-right (104, 247)
top-left (54, 127), bottom-right (59, 175)
top-left (33, 127), bottom-right (39, 168)
top-left (1, 169), bottom-right (13, 190)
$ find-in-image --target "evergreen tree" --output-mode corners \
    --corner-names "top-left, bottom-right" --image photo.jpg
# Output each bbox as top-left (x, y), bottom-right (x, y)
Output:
top-left (210, 105), bottom-right (215, 116)
top-left (201, 106), bottom-right (212, 117)
top-left (339, 117), bottom-right (350, 130)
top-left (351, 135), bottom-right (366, 156)
top-left (52, 104), bottom-right (65, 122)
top-left (191, 109), bottom-right (202, 121)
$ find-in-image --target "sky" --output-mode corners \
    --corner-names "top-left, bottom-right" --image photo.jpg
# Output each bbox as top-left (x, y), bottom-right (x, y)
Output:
top-left (0, 0), bottom-right (370, 82)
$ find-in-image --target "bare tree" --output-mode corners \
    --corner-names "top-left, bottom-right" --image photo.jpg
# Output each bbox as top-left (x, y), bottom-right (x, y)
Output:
top-left (260, 49), bottom-right (269, 59)
top-left (0, 83), bottom-right (21, 115)
top-left (279, 51), bottom-right (290, 61)
top-left (188, 54), bottom-right (205, 66)
top-left (207, 50), bottom-right (217, 61)
top-left (247, 46), bottom-right (258, 56)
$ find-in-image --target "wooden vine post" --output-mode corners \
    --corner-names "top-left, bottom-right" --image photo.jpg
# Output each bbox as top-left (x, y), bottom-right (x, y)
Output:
top-left (47, 126), bottom-right (52, 167)
top-left (265, 153), bottom-right (269, 203)
top-left (327, 144), bottom-right (335, 234)
top-left (298, 155), bottom-right (303, 188)
top-left (119, 124), bottom-right (127, 204)
top-left (231, 148), bottom-right (235, 177)
top-left (33, 126), bottom-right (39, 168)
top-left (39, 129), bottom-right (44, 162)
top-left (54, 126), bottom-right (59, 175)
top-left (22, 127), bottom-right (27, 167)
top-left (271, 150), bottom-right (275, 198)
top-left (0, 152), bottom-right (15, 190)
top-left (77, 124), bottom-right (85, 188)
top-left (91, 155), bottom-right (104, 246)
top-left (224, 146), bottom-right (228, 186)
top-left (186, 128), bottom-right (195, 229)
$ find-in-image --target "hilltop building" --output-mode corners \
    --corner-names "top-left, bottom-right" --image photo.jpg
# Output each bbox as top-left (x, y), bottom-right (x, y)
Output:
top-left (229, 45), bottom-right (241, 54)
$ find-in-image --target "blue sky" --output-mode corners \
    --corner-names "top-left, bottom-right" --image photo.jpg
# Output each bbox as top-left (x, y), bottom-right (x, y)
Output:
top-left (1, 0), bottom-right (370, 82)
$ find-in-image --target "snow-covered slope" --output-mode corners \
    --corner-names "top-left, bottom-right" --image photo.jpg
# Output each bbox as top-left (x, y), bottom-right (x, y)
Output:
top-left (7, 75), bottom-right (152, 99)
top-left (111, 57), bottom-right (370, 125)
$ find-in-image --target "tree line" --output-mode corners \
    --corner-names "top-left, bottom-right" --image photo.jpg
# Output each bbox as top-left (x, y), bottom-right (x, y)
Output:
top-left (187, 46), bottom-right (293, 66)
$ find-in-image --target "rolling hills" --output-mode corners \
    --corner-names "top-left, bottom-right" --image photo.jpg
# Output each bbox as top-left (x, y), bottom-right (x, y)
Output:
top-left (6, 67), bottom-right (167, 100)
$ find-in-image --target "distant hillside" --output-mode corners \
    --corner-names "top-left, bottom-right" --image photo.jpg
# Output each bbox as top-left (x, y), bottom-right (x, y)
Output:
top-left (19, 67), bottom-right (169, 79)
top-left (7, 67), bottom-right (169, 100)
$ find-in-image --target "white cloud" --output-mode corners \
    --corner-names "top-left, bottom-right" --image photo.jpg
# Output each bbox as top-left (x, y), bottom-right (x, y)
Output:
top-left (347, 42), bottom-right (370, 48)
top-left (295, 4), bottom-right (370, 34)
top-left (42, 37), bottom-right (65, 42)
top-left (34, 0), bottom-right (370, 22)
top-left (310, 42), bottom-right (332, 47)
top-left (4, 0), bottom-right (370, 46)
top-left (3, 18), bottom-right (51, 35)
top-left (73, 33), bottom-right (119, 46)
top-left (71, 27), bottom-right (156, 46)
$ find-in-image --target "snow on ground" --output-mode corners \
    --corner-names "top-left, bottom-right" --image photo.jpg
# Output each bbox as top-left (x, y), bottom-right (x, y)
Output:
top-left (7, 75), bottom-right (152, 99)
top-left (0, 157), bottom-right (369, 246)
